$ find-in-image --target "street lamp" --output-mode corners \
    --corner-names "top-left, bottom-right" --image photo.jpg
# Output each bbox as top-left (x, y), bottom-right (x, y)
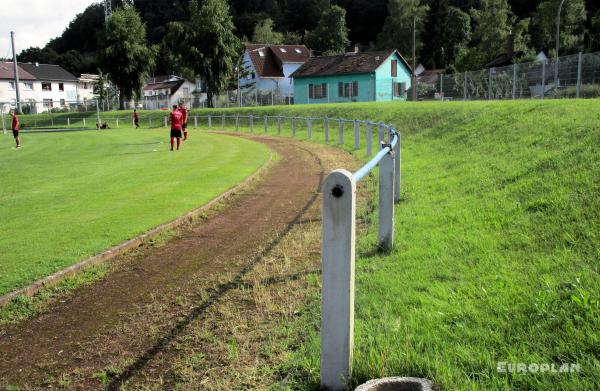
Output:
top-left (554, 0), bottom-right (566, 88)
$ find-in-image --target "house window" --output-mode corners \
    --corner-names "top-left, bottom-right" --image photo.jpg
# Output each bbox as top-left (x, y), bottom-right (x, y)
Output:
top-left (60, 99), bottom-right (66, 106)
top-left (59, 83), bottom-right (64, 91)
top-left (391, 60), bottom-right (398, 77)
top-left (9, 81), bottom-right (15, 90)
top-left (43, 99), bottom-right (53, 108)
top-left (295, 48), bottom-right (302, 53)
top-left (338, 81), bottom-right (359, 98)
top-left (393, 82), bottom-right (407, 97)
top-left (251, 72), bottom-right (255, 79)
top-left (183, 87), bottom-right (189, 95)
top-left (279, 48), bottom-right (287, 53)
top-left (23, 81), bottom-right (33, 90)
top-left (258, 50), bottom-right (265, 57)
top-left (84, 83), bottom-right (88, 89)
top-left (42, 82), bottom-right (52, 91)
top-left (309, 83), bottom-right (327, 99)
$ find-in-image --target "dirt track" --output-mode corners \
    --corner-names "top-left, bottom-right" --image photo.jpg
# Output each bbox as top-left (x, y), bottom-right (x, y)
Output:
top-left (0, 134), bottom-right (358, 389)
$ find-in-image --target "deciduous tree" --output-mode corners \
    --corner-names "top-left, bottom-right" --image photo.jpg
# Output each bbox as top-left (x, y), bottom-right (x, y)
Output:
top-left (304, 5), bottom-right (350, 55)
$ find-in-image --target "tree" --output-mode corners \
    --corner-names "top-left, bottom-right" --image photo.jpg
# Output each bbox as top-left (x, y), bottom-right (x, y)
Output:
top-left (99, 7), bottom-right (157, 109)
top-left (281, 0), bottom-right (330, 36)
top-left (377, 0), bottom-right (429, 62)
top-left (167, 0), bottom-right (241, 107)
top-left (17, 47), bottom-right (59, 65)
top-left (421, 1), bottom-right (471, 69)
top-left (470, 0), bottom-right (513, 63)
top-left (334, 0), bottom-right (389, 47)
top-left (304, 5), bottom-right (350, 55)
top-left (252, 18), bottom-right (285, 44)
top-left (532, 0), bottom-right (587, 55)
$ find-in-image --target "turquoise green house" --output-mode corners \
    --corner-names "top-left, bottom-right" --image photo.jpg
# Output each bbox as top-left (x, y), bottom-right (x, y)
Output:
top-left (290, 49), bottom-right (412, 104)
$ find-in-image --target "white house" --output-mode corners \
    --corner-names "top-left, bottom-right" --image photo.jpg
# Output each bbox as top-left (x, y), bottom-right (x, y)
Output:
top-left (18, 62), bottom-right (79, 113)
top-left (0, 61), bottom-right (38, 113)
top-left (77, 73), bottom-right (100, 103)
top-left (142, 75), bottom-right (197, 110)
top-left (241, 44), bottom-right (310, 101)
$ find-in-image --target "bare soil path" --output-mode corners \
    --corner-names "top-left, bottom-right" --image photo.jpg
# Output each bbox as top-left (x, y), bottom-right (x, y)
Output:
top-left (0, 134), bottom-right (357, 390)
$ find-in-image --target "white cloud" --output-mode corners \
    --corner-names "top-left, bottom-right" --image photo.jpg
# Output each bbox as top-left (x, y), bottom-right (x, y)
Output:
top-left (0, 0), bottom-right (99, 58)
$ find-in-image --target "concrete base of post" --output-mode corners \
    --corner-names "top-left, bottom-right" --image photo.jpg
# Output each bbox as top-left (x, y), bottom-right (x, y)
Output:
top-left (321, 169), bottom-right (356, 391)
top-left (355, 377), bottom-right (433, 391)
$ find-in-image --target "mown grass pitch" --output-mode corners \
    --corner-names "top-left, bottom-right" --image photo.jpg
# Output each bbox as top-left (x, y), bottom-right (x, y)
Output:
top-left (0, 127), bottom-right (271, 295)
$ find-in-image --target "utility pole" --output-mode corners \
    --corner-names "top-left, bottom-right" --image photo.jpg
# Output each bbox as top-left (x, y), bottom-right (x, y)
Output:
top-left (554, 0), bottom-right (566, 88)
top-left (411, 15), bottom-right (417, 101)
top-left (11, 32), bottom-right (22, 114)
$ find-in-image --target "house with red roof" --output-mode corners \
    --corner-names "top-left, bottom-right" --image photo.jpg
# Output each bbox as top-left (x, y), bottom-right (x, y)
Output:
top-left (241, 43), bottom-right (310, 101)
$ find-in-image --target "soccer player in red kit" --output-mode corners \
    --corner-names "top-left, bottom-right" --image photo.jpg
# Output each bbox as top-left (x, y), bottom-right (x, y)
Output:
top-left (170, 105), bottom-right (183, 151)
top-left (133, 109), bottom-right (139, 128)
top-left (11, 110), bottom-right (21, 149)
top-left (179, 103), bottom-right (189, 140)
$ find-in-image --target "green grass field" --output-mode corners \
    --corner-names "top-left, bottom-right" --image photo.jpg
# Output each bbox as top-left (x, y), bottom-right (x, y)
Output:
top-left (194, 100), bottom-right (599, 390)
top-left (0, 127), bottom-right (271, 296)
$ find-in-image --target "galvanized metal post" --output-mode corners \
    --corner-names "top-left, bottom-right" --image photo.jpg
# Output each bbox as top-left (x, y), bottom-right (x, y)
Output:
top-left (68, 117), bottom-right (71, 127)
top-left (308, 118), bottom-right (313, 139)
top-left (250, 115), bottom-right (254, 132)
top-left (394, 133), bottom-right (401, 203)
top-left (576, 52), bottom-right (582, 98)
top-left (194, 116), bottom-right (198, 128)
top-left (208, 115), bottom-right (212, 128)
top-left (463, 72), bottom-right (468, 100)
top-left (222, 114), bottom-right (225, 129)
top-left (440, 74), bottom-right (444, 100)
top-left (264, 116), bottom-right (268, 133)
top-left (353, 120), bottom-right (360, 150)
top-left (292, 117), bottom-right (296, 136)
top-left (338, 120), bottom-right (344, 145)
top-left (378, 148), bottom-right (395, 251)
top-left (83, 117), bottom-right (86, 127)
top-left (321, 169), bottom-right (356, 391)
top-left (235, 115), bottom-right (239, 132)
top-left (164, 116), bottom-right (168, 127)
top-left (541, 61), bottom-right (546, 99)
top-left (324, 118), bottom-right (329, 143)
top-left (366, 122), bottom-right (372, 156)
top-left (377, 123), bottom-right (384, 145)
top-left (277, 116), bottom-right (281, 135)
top-left (512, 64), bottom-right (517, 99)
top-left (488, 68), bottom-right (493, 99)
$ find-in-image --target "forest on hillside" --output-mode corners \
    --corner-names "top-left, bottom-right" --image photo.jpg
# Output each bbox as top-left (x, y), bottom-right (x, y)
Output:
top-left (17, 0), bottom-right (600, 78)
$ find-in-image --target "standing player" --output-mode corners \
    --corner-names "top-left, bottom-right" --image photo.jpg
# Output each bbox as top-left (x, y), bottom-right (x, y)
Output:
top-left (179, 103), bottom-right (189, 141)
top-left (10, 110), bottom-right (21, 149)
top-left (133, 109), bottom-right (140, 129)
top-left (170, 105), bottom-right (183, 151)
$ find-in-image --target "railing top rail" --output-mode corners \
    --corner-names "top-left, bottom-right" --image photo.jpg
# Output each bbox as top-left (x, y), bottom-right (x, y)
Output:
top-left (353, 130), bottom-right (398, 182)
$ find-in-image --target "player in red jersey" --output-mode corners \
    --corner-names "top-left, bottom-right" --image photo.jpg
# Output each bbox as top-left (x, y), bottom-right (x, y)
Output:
top-left (179, 103), bottom-right (189, 140)
top-left (10, 110), bottom-right (21, 149)
top-left (170, 105), bottom-right (183, 151)
top-left (133, 109), bottom-right (139, 129)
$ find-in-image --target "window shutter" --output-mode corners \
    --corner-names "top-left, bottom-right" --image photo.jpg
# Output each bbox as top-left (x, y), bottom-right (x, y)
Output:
top-left (401, 82), bottom-right (406, 96)
top-left (322, 83), bottom-right (327, 98)
top-left (309, 84), bottom-right (314, 99)
top-left (338, 82), bottom-right (343, 97)
top-left (352, 81), bottom-right (358, 97)
top-left (391, 60), bottom-right (397, 77)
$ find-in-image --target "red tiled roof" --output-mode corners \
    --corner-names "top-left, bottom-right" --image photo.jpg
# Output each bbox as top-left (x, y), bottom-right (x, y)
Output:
top-left (0, 62), bottom-right (36, 80)
top-left (291, 50), bottom-right (413, 78)
top-left (245, 43), bottom-right (310, 78)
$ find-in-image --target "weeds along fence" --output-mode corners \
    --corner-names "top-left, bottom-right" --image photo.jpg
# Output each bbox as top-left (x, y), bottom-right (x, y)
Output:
top-left (417, 51), bottom-right (600, 100)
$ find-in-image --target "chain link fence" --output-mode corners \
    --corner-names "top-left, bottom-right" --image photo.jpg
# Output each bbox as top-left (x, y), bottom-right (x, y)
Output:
top-left (416, 51), bottom-right (600, 101)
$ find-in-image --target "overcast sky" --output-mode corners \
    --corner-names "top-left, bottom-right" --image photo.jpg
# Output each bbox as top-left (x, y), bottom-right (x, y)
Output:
top-left (0, 0), bottom-right (98, 58)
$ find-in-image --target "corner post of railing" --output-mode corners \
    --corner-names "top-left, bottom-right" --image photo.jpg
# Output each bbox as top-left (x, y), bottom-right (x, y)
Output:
top-left (264, 116), bottom-right (268, 133)
top-left (307, 118), bottom-right (313, 139)
top-left (378, 142), bottom-right (395, 251)
top-left (277, 116), bottom-right (282, 135)
top-left (353, 120), bottom-right (360, 150)
top-left (377, 122), bottom-right (384, 145)
top-left (235, 115), bottom-right (240, 132)
top-left (321, 169), bottom-right (356, 391)
top-left (338, 119), bottom-right (344, 145)
top-left (292, 117), bottom-right (296, 136)
top-left (208, 115), bottom-right (212, 128)
top-left (250, 115), bottom-right (254, 132)
top-left (221, 114), bottom-right (225, 129)
top-left (366, 121), bottom-right (373, 156)
top-left (394, 131), bottom-right (401, 203)
top-left (324, 117), bottom-right (329, 143)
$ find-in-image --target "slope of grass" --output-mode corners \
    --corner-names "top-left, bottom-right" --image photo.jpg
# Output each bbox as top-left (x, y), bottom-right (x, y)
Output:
top-left (0, 127), bottom-right (270, 295)
top-left (199, 100), bottom-right (599, 390)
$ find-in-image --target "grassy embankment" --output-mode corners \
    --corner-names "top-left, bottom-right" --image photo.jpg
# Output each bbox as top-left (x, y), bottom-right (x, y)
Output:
top-left (196, 100), bottom-right (599, 390)
top-left (0, 127), bottom-right (271, 296)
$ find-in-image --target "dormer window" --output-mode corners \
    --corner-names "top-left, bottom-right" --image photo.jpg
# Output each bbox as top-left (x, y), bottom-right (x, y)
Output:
top-left (280, 48), bottom-right (287, 53)
top-left (295, 48), bottom-right (302, 54)
top-left (258, 50), bottom-right (265, 57)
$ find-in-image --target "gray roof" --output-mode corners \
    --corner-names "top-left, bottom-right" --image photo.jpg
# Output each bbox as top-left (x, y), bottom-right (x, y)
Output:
top-left (18, 63), bottom-right (78, 82)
